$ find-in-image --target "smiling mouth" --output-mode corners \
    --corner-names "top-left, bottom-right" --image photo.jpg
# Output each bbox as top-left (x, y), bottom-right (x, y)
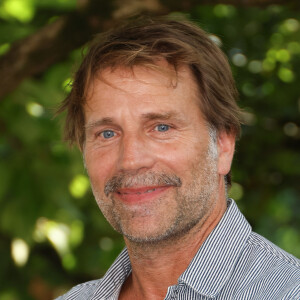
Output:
top-left (114, 186), bottom-right (171, 203)
top-left (117, 187), bottom-right (158, 195)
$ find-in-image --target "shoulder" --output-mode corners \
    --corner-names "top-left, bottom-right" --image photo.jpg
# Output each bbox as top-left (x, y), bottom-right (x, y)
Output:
top-left (56, 279), bottom-right (102, 300)
top-left (232, 231), bottom-right (300, 299)
top-left (55, 248), bottom-right (131, 300)
top-left (246, 232), bottom-right (300, 269)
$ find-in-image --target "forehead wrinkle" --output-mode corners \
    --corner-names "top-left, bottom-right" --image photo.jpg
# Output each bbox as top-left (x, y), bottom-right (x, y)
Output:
top-left (141, 111), bottom-right (184, 122)
top-left (92, 65), bottom-right (179, 95)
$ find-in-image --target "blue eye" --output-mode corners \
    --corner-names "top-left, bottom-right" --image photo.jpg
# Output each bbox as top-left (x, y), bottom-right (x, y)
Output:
top-left (156, 124), bottom-right (170, 132)
top-left (101, 130), bottom-right (115, 139)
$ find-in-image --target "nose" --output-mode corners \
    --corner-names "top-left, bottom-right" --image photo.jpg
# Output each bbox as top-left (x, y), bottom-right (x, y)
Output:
top-left (117, 132), bottom-right (155, 172)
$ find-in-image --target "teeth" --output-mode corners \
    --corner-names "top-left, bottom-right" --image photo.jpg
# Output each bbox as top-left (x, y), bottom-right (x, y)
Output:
top-left (132, 189), bottom-right (156, 194)
top-left (120, 188), bottom-right (157, 195)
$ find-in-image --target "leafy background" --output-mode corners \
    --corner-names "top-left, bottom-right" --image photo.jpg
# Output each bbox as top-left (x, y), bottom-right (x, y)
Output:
top-left (0, 1), bottom-right (299, 299)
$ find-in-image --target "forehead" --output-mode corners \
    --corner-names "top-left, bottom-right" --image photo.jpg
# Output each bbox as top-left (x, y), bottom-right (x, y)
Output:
top-left (84, 63), bottom-right (207, 131)
top-left (86, 62), bottom-right (199, 103)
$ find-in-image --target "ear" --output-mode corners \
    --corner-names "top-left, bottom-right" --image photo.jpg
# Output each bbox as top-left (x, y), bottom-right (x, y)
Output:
top-left (217, 131), bottom-right (235, 176)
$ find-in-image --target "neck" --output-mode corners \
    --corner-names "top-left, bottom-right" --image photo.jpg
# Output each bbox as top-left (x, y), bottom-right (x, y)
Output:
top-left (119, 179), bottom-right (228, 300)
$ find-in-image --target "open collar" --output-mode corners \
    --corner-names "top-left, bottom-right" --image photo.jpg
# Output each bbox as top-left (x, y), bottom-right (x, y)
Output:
top-left (91, 199), bottom-right (251, 299)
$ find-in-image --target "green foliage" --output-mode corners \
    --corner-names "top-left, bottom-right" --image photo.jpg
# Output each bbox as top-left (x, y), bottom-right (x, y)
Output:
top-left (0, 3), bottom-right (299, 299)
top-left (190, 4), bottom-right (300, 258)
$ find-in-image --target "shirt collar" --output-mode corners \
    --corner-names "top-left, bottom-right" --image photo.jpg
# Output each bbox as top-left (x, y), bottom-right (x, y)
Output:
top-left (91, 248), bottom-right (131, 299)
top-left (179, 199), bottom-right (252, 297)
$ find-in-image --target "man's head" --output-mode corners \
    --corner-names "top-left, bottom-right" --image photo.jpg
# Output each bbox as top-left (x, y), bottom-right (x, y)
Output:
top-left (59, 16), bottom-right (241, 244)
top-left (83, 64), bottom-right (235, 243)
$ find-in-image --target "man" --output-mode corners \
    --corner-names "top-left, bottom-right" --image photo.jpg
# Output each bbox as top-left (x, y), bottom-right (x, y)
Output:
top-left (57, 17), bottom-right (299, 299)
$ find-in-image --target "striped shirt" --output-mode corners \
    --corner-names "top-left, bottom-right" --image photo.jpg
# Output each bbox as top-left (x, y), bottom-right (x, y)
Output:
top-left (57, 199), bottom-right (300, 299)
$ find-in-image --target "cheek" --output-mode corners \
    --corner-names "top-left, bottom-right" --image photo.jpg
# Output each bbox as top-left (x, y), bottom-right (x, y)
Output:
top-left (153, 141), bottom-right (202, 174)
top-left (84, 147), bottom-right (118, 186)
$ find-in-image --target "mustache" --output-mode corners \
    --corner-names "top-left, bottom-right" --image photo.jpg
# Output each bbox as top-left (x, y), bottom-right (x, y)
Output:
top-left (104, 172), bottom-right (182, 196)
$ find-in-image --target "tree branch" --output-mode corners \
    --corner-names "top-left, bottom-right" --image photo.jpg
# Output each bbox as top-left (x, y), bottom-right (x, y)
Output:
top-left (0, 0), bottom-right (298, 100)
top-left (0, 1), bottom-right (112, 100)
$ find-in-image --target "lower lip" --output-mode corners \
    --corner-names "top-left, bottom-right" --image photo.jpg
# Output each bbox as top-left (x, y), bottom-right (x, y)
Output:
top-left (114, 186), bottom-right (171, 204)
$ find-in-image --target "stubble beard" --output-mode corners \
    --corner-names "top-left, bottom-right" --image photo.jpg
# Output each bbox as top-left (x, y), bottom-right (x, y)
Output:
top-left (89, 131), bottom-right (219, 246)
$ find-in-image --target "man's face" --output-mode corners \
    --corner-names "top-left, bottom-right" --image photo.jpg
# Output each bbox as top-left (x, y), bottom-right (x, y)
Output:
top-left (84, 64), bottom-right (230, 244)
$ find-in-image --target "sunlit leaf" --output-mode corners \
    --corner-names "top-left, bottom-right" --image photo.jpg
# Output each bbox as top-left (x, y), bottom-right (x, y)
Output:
top-left (2, 0), bottom-right (35, 23)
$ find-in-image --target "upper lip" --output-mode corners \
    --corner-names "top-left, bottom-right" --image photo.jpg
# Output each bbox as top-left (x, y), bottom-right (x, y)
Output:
top-left (116, 186), bottom-right (168, 195)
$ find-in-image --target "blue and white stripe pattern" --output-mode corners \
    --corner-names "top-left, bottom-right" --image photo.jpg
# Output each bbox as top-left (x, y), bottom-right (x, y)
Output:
top-left (57, 199), bottom-right (300, 299)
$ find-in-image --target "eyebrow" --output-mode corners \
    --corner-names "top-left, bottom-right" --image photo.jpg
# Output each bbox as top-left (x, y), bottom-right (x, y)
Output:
top-left (84, 111), bottom-right (184, 130)
top-left (85, 117), bottom-right (114, 130)
top-left (141, 111), bottom-right (183, 122)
